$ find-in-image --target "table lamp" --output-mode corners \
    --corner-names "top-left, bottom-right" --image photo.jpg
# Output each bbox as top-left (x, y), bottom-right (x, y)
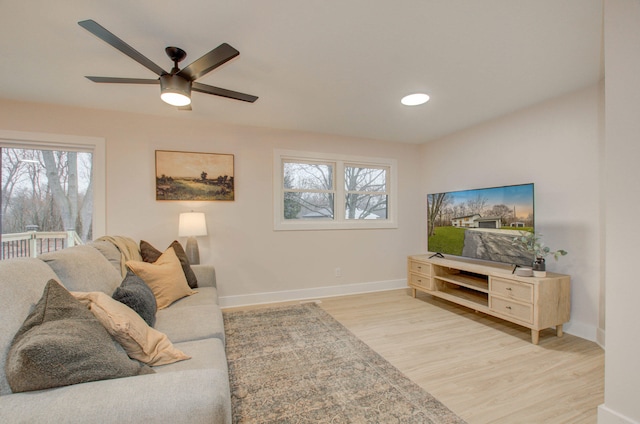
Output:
top-left (178, 212), bottom-right (207, 265)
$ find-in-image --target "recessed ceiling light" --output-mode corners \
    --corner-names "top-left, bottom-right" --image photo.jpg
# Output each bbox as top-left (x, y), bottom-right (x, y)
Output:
top-left (401, 93), bottom-right (430, 106)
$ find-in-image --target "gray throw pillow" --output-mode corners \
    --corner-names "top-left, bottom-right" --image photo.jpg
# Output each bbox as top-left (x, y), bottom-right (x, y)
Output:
top-left (112, 269), bottom-right (158, 327)
top-left (140, 240), bottom-right (198, 289)
top-left (5, 279), bottom-right (154, 393)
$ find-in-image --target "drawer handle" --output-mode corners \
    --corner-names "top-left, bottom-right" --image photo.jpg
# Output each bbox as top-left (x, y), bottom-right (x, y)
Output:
top-left (417, 279), bottom-right (422, 283)
top-left (417, 266), bottom-right (422, 270)
top-left (506, 287), bottom-right (512, 291)
top-left (506, 306), bottom-right (512, 310)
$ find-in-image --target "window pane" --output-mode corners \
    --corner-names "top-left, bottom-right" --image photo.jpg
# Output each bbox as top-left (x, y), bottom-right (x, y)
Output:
top-left (284, 162), bottom-right (333, 190)
top-left (1, 147), bottom-right (93, 259)
top-left (345, 194), bottom-right (388, 220)
top-left (344, 166), bottom-right (387, 192)
top-left (284, 192), bottom-right (334, 220)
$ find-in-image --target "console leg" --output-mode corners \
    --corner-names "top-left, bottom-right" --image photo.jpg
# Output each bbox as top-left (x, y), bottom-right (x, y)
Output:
top-left (556, 324), bottom-right (564, 338)
top-left (411, 288), bottom-right (416, 298)
top-left (531, 330), bottom-right (540, 345)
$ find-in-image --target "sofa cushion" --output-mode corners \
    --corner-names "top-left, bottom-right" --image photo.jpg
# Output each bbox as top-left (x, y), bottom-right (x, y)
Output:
top-left (140, 240), bottom-right (198, 288)
top-left (154, 338), bottom-right (228, 374)
top-left (112, 269), bottom-right (157, 327)
top-left (0, 258), bottom-right (59, 395)
top-left (155, 303), bottom-right (225, 344)
top-left (88, 239), bottom-right (123, 274)
top-left (126, 247), bottom-right (196, 309)
top-left (166, 286), bottom-right (218, 309)
top-left (38, 245), bottom-right (122, 295)
top-left (5, 280), bottom-right (153, 393)
top-left (0, 368), bottom-right (232, 424)
top-left (73, 291), bottom-right (190, 366)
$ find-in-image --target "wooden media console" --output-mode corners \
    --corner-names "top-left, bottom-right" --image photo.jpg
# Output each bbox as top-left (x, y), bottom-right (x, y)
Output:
top-left (408, 254), bottom-right (571, 344)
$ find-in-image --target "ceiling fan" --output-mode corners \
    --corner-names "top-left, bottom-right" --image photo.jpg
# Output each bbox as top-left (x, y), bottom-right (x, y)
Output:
top-left (78, 19), bottom-right (258, 110)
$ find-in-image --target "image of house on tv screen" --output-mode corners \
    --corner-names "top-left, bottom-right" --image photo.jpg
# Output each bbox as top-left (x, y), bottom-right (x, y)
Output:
top-left (427, 183), bottom-right (535, 266)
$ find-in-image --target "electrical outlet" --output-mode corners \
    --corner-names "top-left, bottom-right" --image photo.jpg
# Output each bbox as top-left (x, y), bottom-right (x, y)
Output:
top-left (334, 267), bottom-right (342, 277)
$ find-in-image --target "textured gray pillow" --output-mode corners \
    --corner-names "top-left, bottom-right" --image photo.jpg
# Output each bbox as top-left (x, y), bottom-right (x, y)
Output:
top-left (112, 269), bottom-right (158, 327)
top-left (5, 279), bottom-right (154, 393)
top-left (39, 245), bottom-right (122, 295)
top-left (140, 240), bottom-right (198, 289)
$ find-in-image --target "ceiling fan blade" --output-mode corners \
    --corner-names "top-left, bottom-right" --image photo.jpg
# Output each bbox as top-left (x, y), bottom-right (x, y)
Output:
top-left (177, 43), bottom-right (239, 82)
top-left (86, 76), bottom-right (160, 84)
top-left (78, 19), bottom-right (167, 77)
top-left (192, 82), bottom-right (258, 103)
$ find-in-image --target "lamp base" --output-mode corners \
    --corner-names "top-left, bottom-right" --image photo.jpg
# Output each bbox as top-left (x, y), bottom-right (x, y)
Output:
top-left (184, 237), bottom-right (200, 265)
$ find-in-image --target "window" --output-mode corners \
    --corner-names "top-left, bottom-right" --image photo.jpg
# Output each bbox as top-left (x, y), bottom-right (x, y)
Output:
top-left (1, 130), bottom-right (105, 258)
top-left (274, 150), bottom-right (397, 230)
top-left (344, 164), bottom-right (388, 220)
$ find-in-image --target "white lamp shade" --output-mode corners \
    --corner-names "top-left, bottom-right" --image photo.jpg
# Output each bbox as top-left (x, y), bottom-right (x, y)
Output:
top-left (179, 212), bottom-right (208, 237)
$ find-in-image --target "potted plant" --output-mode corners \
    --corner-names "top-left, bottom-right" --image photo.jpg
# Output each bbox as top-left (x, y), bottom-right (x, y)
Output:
top-left (512, 232), bottom-right (568, 277)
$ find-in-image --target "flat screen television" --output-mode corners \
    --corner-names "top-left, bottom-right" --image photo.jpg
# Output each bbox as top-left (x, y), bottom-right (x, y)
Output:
top-left (427, 183), bottom-right (535, 267)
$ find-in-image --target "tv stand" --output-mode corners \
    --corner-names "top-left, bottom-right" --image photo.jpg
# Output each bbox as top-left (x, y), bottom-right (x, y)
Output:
top-left (408, 254), bottom-right (571, 344)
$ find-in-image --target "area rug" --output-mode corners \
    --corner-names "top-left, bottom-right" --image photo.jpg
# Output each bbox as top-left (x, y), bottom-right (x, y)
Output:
top-left (224, 303), bottom-right (466, 423)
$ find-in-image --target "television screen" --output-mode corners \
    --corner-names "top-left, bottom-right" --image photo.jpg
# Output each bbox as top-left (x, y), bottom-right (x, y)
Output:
top-left (427, 183), bottom-right (535, 267)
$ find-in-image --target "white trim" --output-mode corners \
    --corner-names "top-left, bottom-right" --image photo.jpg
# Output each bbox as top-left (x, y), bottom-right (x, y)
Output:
top-left (273, 149), bottom-right (398, 230)
top-left (0, 130), bottom-right (106, 238)
top-left (219, 278), bottom-right (407, 309)
top-left (596, 327), bottom-right (606, 349)
top-left (598, 404), bottom-right (640, 424)
top-left (562, 320), bottom-right (599, 343)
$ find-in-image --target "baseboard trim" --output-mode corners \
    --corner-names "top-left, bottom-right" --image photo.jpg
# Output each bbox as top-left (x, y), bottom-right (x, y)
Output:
top-left (219, 279), bottom-right (407, 309)
top-left (563, 320), bottom-right (599, 344)
top-left (598, 404), bottom-right (640, 424)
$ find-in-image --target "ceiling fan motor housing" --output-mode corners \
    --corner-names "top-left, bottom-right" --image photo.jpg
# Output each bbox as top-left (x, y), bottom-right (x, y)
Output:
top-left (160, 74), bottom-right (192, 106)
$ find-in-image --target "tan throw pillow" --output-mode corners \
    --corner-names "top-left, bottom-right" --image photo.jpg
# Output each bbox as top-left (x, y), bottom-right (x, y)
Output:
top-left (126, 247), bottom-right (196, 309)
top-left (140, 240), bottom-right (198, 289)
top-left (72, 291), bottom-right (190, 366)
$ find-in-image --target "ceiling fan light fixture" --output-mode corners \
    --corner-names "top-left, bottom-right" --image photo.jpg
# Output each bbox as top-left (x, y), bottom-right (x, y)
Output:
top-left (160, 74), bottom-right (192, 106)
top-left (401, 93), bottom-right (430, 106)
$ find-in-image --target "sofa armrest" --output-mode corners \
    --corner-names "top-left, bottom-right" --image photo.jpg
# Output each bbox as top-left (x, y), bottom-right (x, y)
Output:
top-left (191, 264), bottom-right (216, 288)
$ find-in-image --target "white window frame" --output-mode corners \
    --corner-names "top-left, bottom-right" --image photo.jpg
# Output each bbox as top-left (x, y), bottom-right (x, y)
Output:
top-left (0, 130), bottom-right (106, 238)
top-left (274, 149), bottom-right (398, 230)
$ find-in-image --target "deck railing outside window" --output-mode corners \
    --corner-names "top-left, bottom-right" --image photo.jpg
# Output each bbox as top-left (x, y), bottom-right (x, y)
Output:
top-left (1, 230), bottom-right (83, 259)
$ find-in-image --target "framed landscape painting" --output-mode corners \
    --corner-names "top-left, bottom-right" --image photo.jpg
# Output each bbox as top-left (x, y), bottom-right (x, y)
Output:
top-left (155, 150), bottom-right (234, 201)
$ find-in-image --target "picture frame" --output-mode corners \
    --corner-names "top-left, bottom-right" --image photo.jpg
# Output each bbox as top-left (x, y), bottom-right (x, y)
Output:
top-left (155, 150), bottom-right (234, 201)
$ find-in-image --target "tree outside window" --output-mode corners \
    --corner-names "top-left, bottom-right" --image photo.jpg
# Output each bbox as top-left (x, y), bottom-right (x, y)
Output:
top-left (344, 165), bottom-right (388, 220)
top-left (283, 161), bottom-right (334, 220)
top-left (1, 147), bottom-right (94, 242)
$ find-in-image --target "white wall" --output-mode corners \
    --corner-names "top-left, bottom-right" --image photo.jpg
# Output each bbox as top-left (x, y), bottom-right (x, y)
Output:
top-left (419, 84), bottom-right (605, 342)
top-left (599, 0), bottom-right (640, 422)
top-left (0, 99), bottom-right (423, 306)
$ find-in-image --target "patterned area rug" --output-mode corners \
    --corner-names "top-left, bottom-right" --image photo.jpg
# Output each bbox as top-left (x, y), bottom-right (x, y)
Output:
top-left (224, 303), bottom-right (466, 423)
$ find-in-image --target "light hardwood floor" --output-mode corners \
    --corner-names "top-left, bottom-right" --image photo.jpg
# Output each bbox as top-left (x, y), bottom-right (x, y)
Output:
top-left (224, 288), bottom-right (604, 424)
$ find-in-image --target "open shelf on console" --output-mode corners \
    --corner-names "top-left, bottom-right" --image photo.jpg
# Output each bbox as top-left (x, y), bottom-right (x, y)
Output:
top-left (432, 266), bottom-right (489, 293)
top-left (435, 282), bottom-right (489, 308)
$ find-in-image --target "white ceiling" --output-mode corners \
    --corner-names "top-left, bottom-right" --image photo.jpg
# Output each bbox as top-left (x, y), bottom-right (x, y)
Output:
top-left (0, 0), bottom-right (603, 144)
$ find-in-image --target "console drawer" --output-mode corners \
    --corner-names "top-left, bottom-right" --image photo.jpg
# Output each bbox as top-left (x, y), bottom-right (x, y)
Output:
top-left (409, 261), bottom-right (431, 276)
top-left (490, 296), bottom-right (533, 323)
top-left (409, 273), bottom-right (434, 291)
top-left (491, 277), bottom-right (533, 303)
